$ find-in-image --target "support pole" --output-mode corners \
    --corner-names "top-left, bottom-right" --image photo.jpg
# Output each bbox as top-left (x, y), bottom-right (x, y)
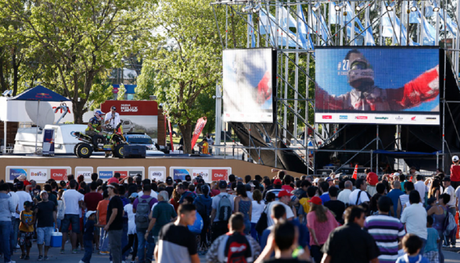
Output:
top-left (376, 125), bottom-right (379, 175)
top-left (294, 1), bottom-right (299, 143)
top-left (3, 121), bottom-right (6, 153)
top-left (215, 83), bottom-right (222, 156)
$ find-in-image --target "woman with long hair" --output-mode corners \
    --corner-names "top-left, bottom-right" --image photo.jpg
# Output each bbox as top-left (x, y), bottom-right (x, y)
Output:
top-left (250, 189), bottom-right (265, 241)
top-left (234, 184), bottom-right (252, 235)
top-left (427, 193), bottom-right (450, 263)
top-left (307, 196), bottom-right (339, 263)
top-left (428, 178), bottom-right (441, 201)
top-left (170, 188), bottom-right (181, 212)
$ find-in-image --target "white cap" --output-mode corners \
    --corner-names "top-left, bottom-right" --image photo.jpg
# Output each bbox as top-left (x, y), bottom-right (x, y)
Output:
top-left (313, 178), bottom-right (319, 183)
top-left (393, 172), bottom-right (400, 177)
top-left (86, 211), bottom-right (96, 219)
top-left (452, 155), bottom-right (459, 162)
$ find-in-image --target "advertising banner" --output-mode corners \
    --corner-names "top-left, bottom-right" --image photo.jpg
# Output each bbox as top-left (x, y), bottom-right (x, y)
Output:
top-left (170, 167), bottom-right (231, 183)
top-left (223, 48), bottom-right (276, 123)
top-left (315, 47), bottom-right (440, 125)
top-left (97, 167), bottom-right (145, 180)
top-left (6, 166), bottom-right (71, 182)
top-left (148, 167), bottom-right (167, 182)
top-left (74, 167), bottom-right (93, 182)
top-left (191, 117), bottom-right (207, 149)
top-left (42, 129), bottom-right (55, 156)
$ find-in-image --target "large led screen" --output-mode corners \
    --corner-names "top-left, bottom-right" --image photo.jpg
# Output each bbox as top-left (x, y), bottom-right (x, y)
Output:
top-left (223, 48), bottom-right (276, 123)
top-left (315, 47), bottom-right (440, 125)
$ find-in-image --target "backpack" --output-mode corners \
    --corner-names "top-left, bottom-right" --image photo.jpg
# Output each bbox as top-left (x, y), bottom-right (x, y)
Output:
top-left (222, 232), bottom-right (252, 263)
top-left (135, 196), bottom-right (153, 229)
top-left (216, 194), bottom-right (232, 222)
top-left (443, 210), bottom-right (456, 235)
top-left (255, 205), bottom-right (268, 235)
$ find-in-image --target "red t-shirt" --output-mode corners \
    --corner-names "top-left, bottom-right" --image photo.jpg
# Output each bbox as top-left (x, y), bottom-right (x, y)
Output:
top-left (450, 164), bottom-right (460, 182)
top-left (84, 192), bottom-right (103, 211)
top-left (366, 172), bottom-right (378, 186)
top-left (107, 177), bottom-right (119, 184)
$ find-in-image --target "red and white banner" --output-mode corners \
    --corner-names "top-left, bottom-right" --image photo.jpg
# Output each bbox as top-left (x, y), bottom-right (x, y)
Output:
top-left (191, 117), bottom-right (207, 149)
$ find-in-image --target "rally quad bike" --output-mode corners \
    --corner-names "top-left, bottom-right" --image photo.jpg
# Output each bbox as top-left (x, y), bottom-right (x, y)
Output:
top-left (72, 123), bottom-right (128, 158)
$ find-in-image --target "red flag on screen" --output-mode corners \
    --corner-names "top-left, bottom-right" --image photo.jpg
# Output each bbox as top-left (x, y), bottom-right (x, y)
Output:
top-left (352, 164), bottom-right (358, 180)
top-left (191, 117), bottom-right (207, 149)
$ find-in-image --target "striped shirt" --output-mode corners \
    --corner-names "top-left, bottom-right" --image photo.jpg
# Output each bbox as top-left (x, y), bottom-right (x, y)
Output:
top-left (364, 214), bottom-right (406, 263)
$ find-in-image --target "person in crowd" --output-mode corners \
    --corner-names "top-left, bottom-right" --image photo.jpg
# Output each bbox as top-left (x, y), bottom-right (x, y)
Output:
top-left (6, 183), bottom-right (19, 259)
top-left (133, 184), bottom-right (157, 263)
top-left (398, 181), bottom-right (415, 218)
top-left (84, 182), bottom-right (102, 250)
top-left (320, 206), bottom-right (380, 263)
top-left (427, 193), bottom-right (449, 262)
top-left (179, 183), bottom-right (197, 204)
top-left (61, 180), bottom-right (84, 254)
top-left (256, 220), bottom-right (311, 263)
top-left (234, 184), bottom-right (252, 235)
top-left (323, 187), bottom-right (346, 224)
top-left (337, 180), bottom-right (353, 206)
top-left (423, 216), bottom-right (440, 263)
top-left (441, 177), bottom-right (456, 216)
top-left (266, 190), bottom-right (295, 227)
top-left (194, 184), bottom-right (212, 250)
top-left (414, 175), bottom-right (428, 205)
top-left (428, 179), bottom-right (441, 202)
top-left (56, 189), bottom-right (65, 229)
top-left (79, 211), bottom-right (96, 263)
top-left (97, 190), bottom-right (110, 255)
top-left (251, 189), bottom-right (265, 241)
top-left (306, 196), bottom-right (338, 263)
top-left (450, 155), bottom-right (460, 189)
top-left (19, 201), bottom-right (34, 260)
top-left (348, 179), bottom-right (370, 205)
top-left (364, 196), bottom-right (406, 263)
top-left (35, 191), bottom-right (58, 261)
top-left (154, 204), bottom-right (199, 263)
top-left (260, 204), bottom-right (286, 250)
top-left (206, 212), bottom-right (261, 263)
top-left (401, 191), bottom-right (428, 254)
top-left (0, 182), bottom-right (16, 263)
top-left (395, 234), bottom-right (430, 263)
top-left (318, 182), bottom-right (330, 204)
top-left (165, 177), bottom-right (174, 198)
top-left (387, 180), bottom-right (404, 217)
top-left (104, 184), bottom-right (124, 263)
top-left (122, 192), bottom-right (138, 262)
top-left (368, 183), bottom-right (386, 215)
top-left (170, 187), bottom-right (181, 211)
top-left (366, 169), bottom-right (379, 197)
top-left (145, 191), bottom-right (177, 262)
top-left (210, 181), bottom-right (234, 241)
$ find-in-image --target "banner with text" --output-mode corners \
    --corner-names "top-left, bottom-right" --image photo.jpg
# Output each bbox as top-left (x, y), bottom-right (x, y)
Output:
top-left (169, 167), bottom-right (232, 183)
top-left (6, 166), bottom-right (72, 183)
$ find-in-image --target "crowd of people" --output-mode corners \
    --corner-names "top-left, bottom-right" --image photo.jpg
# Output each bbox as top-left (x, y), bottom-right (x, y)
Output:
top-left (0, 159), bottom-right (459, 263)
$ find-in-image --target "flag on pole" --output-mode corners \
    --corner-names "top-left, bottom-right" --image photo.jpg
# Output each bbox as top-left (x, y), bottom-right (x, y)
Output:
top-left (352, 164), bottom-right (358, 180)
top-left (191, 117), bottom-right (207, 150)
top-left (299, 5), bottom-right (314, 50)
top-left (167, 117), bottom-right (174, 152)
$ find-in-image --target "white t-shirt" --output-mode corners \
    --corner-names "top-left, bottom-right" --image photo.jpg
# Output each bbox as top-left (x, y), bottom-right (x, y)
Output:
top-left (456, 186), bottom-right (460, 210)
top-left (246, 191), bottom-right (253, 201)
top-left (348, 189), bottom-right (370, 205)
top-left (104, 111), bottom-right (120, 128)
top-left (211, 193), bottom-right (235, 222)
top-left (401, 203), bottom-right (427, 239)
top-left (399, 194), bottom-right (409, 213)
top-left (8, 191), bottom-right (19, 218)
top-left (251, 200), bottom-right (265, 223)
top-left (266, 201), bottom-right (294, 227)
top-left (444, 185), bottom-right (456, 207)
top-left (414, 181), bottom-right (427, 201)
top-left (16, 191), bottom-right (32, 214)
top-left (62, 189), bottom-right (84, 215)
top-left (337, 189), bottom-right (352, 204)
top-left (124, 203), bottom-right (136, 235)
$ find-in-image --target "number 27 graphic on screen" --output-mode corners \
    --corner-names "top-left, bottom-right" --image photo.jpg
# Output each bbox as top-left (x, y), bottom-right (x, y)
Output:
top-left (337, 60), bottom-right (350, 71)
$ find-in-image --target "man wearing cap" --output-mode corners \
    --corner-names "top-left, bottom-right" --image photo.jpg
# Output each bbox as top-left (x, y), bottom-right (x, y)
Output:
top-left (266, 189), bottom-right (295, 227)
top-left (450, 155), bottom-right (460, 189)
top-left (365, 169), bottom-right (378, 197)
top-left (105, 106), bottom-right (121, 129)
top-left (34, 191), bottom-right (57, 261)
top-left (442, 177), bottom-right (457, 217)
top-left (210, 180), bottom-right (234, 242)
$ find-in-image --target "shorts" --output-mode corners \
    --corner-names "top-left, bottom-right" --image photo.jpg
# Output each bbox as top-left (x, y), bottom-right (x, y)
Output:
top-left (37, 227), bottom-right (54, 246)
top-left (19, 231), bottom-right (33, 247)
top-left (61, 214), bottom-right (80, 234)
top-left (424, 250), bottom-right (439, 263)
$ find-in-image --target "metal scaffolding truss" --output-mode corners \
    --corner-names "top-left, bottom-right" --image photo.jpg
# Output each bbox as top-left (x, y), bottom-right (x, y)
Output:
top-left (211, 0), bottom-right (460, 175)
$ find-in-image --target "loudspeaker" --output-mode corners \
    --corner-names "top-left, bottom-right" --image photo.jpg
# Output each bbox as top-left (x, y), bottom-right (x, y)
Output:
top-left (123, 145), bottom-right (146, 158)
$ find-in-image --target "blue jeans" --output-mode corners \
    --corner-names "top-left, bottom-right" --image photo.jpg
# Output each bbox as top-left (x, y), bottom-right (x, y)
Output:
top-left (0, 220), bottom-right (13, 262)
top-left (10, 218), bottom-right (19, 251)
top-left (145, 233), bottom-right (156, 262)
top-left (136, 229), bottom-right (147, 263)
top-left (419, 238), bottom-right (426, 256)
top-left (122, 221), bottom-right (128, 260)
top-left (250, 223), bottom-right (259, 242)
top-left (81, 239), bottom-right (93, 263)
top-left (99, 228), bottom-right (109, 252)
top-left (61, 214), bottom-right (80, 234)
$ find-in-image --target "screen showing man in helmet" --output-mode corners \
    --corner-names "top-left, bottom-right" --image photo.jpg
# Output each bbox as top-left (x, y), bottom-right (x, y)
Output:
top-left (315, 48), bottom-right (439, 125)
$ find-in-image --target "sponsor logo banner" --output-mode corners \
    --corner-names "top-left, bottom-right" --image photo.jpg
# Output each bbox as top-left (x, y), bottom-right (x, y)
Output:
top-left (355, 116), bottom-right (368, 120)
top-left (322, 115), bottom-right (332, 119)
top-left (173, 169), bottom-right (190, 181)
top-left (129, 171), bottom-right (143, 177)
top-left (150, 171), bottom-right (165, 181)
top-left (212, 169), bottom-right (229, 181)
top-left (50, 169), bottom-right (68, 181)
top-left (99, 171), bottom-right (113, 179)
top-left (339, 115), bottom-right (348, 120)
top-left (30, 168), bottom-right (47, 183)
top-left (10, 168), bottom-right (27, 181)
top-left (192, 169), bottom-right (210, 181)
top-left (375, 116), bottom-right (388, 120)
top-left (115, 171), bottom-right (128, 179)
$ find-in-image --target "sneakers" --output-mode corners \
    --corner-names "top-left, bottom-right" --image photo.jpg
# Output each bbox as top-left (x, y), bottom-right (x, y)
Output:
top-left (37, 255), bottom-right (44, 261)
top-left (44, 256), bottom-right (49, 261)
top-left (72, 249), bottom-right (78, 254)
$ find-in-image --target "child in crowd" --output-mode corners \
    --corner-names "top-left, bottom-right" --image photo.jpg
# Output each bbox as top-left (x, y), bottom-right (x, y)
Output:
top-left (424, 216), bottom-right (439, 263)
top-left (80, 211), bottom-right (96, 263)
top-left (396, 234), bottom-right (430, 263)
top-left (19, 201), bottom-right (34, 260)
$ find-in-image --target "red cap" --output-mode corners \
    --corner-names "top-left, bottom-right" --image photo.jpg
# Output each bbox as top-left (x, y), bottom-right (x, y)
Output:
top-left (274, 179), bottom-right (282, 185)
top-left (308, 196), bottom-right (323, 205)
top-left (278, 189), bottom-right (293, 198)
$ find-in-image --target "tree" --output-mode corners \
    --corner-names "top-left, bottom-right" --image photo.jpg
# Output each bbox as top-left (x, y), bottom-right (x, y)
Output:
top-left (137, 0), bottom-right (245, 153)
top-left (1, 0), bottom-right (152, 123)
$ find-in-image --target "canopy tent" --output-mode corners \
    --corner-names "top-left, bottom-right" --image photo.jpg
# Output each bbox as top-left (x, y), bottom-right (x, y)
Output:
top-left (5, 85), bottom-right (70, 153)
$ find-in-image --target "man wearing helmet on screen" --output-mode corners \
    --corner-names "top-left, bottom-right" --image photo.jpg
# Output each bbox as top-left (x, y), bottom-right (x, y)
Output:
top-left (85, 110), bottom-right (104, 136)
top-left (315, 49), bottom-right (439, 111)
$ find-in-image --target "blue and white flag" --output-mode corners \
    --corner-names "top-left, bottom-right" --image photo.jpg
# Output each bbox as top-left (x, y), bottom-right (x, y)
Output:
top-left (420, 11), bottom-right (436, 45)
top-left (299, 6), bottom-right (314, 50)
top-left (364, 11), bottom-right (375, 46)
top-left (259, 9), bottom-right (302, 48)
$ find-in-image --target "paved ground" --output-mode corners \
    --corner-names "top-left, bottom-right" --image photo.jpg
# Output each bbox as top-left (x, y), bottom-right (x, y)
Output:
top-left (5, 238), bottom-right (460, 263)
